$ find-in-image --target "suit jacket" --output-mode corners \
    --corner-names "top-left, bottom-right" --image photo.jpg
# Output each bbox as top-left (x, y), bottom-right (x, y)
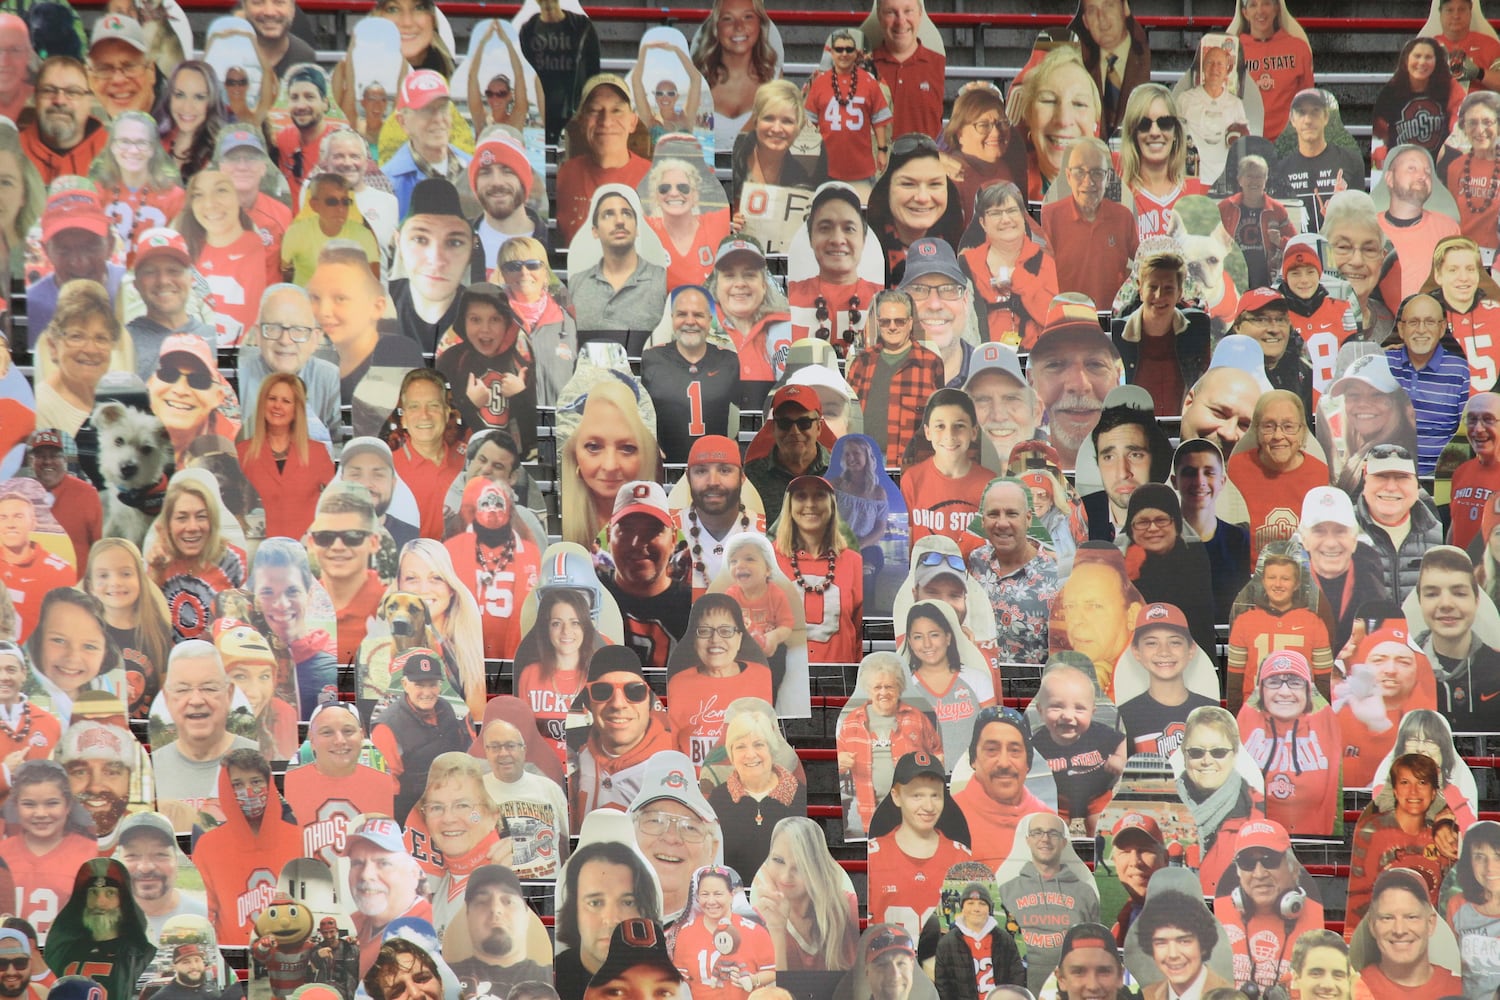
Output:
top-left (1141, 968), bottom-right (1233, 1000)
top-left (1068, 12), bottom-right (1152, 140)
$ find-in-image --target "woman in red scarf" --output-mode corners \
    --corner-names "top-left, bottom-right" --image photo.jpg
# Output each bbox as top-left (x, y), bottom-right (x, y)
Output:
top-left (406, 752), bottom-right (511, 934)
top-left (962, 181), bottom-right (1058, 349)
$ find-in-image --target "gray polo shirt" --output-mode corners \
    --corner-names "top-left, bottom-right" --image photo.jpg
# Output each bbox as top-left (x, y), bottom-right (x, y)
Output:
top-left (568, 257), bottom-right (668, 335)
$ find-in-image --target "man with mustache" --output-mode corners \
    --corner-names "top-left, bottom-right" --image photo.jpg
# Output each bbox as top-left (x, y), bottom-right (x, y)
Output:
top-left (0, 929), bottom-right (41, 1000)
top-left (1026, 301), bottom-right (1122, 470)
top-left (1446, 393), bottom-right (1500, 548)
top-left (602, 482), bottom-right (691, 669)
top-left (642, 286), bottom-right (741, 464)
top-left (114, 812), bottom-right (206, 944)
top-left (672, 435), bottom-right (762, 596)
top-left (1210, 820), bottom-right (1323, 996)
top-left (569, 186), bottom-right (668, 347)
top-left (448, 866), bottom-right (550, 998)
top-left (59, 720), bottom-right (136, 845)
top-left (43, 859), bottom-right (153, 1000)
top-left (468, 133), bottom-right (546, 282)
top-left (951, 706), bottom-right (1052, 869)
top-left (20, 56), bottom-right (108, 185)
top-left (150, 942), bottom-right (216, 1000)
top-left (340, 816), bottom-right (431, 976)
top-left (1378, 147), bottom-right (1458, 300)
top-left (867, 751), bottom-right (972, 941)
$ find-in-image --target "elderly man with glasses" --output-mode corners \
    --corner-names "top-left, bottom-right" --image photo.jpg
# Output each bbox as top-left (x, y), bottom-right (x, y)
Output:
top-left (846, 287), bottom-right (943, 465)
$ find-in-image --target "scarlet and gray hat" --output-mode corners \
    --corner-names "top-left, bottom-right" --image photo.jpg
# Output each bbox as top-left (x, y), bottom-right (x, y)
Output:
top-left (59, 721), bottom-right (132, 765)
top-left (687, 435), bottom-right (740, 468)
top-left (1235, 818), bottom-right (1291, 855)
top-left (714, 235), bottom-right (766, 267)
top-left (1133, 602), bottom-right (1191, 638)
top-left (864, 924), bottom-right (916, 964)
top-left (1257, 649), bottom-right (1311, 688)
top-left (901, 237), bottom-right (965, 287)
top-left (964, 341), bottom-right (1026, 389)
top-left (398, 69), bottom-right (450, 111)
top-left (611, 480), bottom-right (672, 530)
top-left (27, 429), bottom-right (64, 451)
top-left (90, 13), bottom-right (146, 54)
top-left (628, 750), bottom-right (715, 820)
top-left (770, 383), bottom-right (823, 415)
top-left (469, 133), bottom-right (532, 198)
top-left (1111, 811), bottom-right (1164, 846)
top-left (135, 227), bottom-right (192, 268)
top-left (1300, 486), bottom-right (1357, 529)
top-left (1235, 287), bottom-right (1287, 321)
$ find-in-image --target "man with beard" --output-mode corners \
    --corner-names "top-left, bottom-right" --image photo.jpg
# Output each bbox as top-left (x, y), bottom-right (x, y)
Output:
top-left (239, 285), bottom-right (341, 437)
top-left (1378, 147), bottom-right (1459, 299)
top-left (1299, 486), bottom-right (1388, 655)
top-left (554, 75), bottom-right (652, 244)
top-left (151, 643), bottom-right (259, 828)
top-left (1083, 403), bottom-right (1173, 542)
top-left (1044, 139), bottom-right (1138, 311)
top-left (964, 344), bottom-right (1044, 470)
top-left (217, 127), bottom-right (293, 252)
top-left (275, 66), bottom-right (339, 205)
top-left (321, 128), bottom-right (398, 261)
top-left (1354, 445), bottom-right (1443, 601)
top-left (448, 866), bottom-right (550, 998)
top-left (1171, 440), bottom-right (1249, 623)
top-left (1210, 820), bottom-right (1323, 996)
top-left (968, 478), bottom-right (1058, 665)
top-left (23, 430), bottom-right (98, 582)
top-left (568, 186), bottom-right (668, 346)
top-left (151, 943), bottom-right (218, 1000)
top-left (384, 71), bottom-right (475, 220)
top-left (26, 187), bottom-right (125, 342)
top-left (1448, 393), bottom-right (1500, 548)
top-left (601, 482), bottom-right (691, 668)
top-left (1000, 817), bottom-right (1098, 993)
top-left (482, 718), bottom-right (569, 879)
top-left (125, 229), bottom-right (217, 384)
top-left (341, 816), bottom-right (432, 976)
top-left (1179, 366), bottom-right (1263, 458)
top-left (114, 812), bottom-right (207, 944)
top-left (389, 178), bottom-right (474, 354)
top-left (950, 707), bottom-right (1052, 870)
top-left (469, 132), bottom-right (547, 281)
top-left (0, 930), bottom-right (42, 1000)
top-left (642, 286), bottom-right (742, 464)
top-left (671, 435), bottom-right (762, 595)
top-left (445, 478), bottom-right (541, 661)
top-left (1026, 302), bottom-right (1121, 470)
top-left (338, 438), bottom-right (418, 545)
top-left (370, 650), bottom-right (475, 822)
top-left (311, 916), bottom-right (359, 993)
top-left (901, 243), bottom-right (976, 391)
top-left (244, 0), bottom-right (315, 79)
top-left (58, 720), bottom-right (136, 846)
top-left (570, 646), bottom-right (675, 823)
top-left (43, 858), bottom-right (154, 1000)
top-left (21, 56), bottom-right (108, 185)
top-left (86, 15), bottom-right (160, 120)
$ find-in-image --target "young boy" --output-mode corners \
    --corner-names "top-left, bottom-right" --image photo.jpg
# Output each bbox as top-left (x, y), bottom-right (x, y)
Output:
top-left (1275, 236), bottom-right (1354, 403)
top-left (1028, 660), bottom-right (1127, 835)
top-left (1118, 603), bottom-right (1218, 758)
top-left (1225, 552), bottom-right (1334, 714)
top-left (867, 751), bottom-right (972, 941)
top-left (900, 389), bottom-right (996, 558)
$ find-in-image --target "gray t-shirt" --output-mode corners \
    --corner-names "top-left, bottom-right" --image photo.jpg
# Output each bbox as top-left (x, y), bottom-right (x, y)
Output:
top-left (151, 735), bottom-right (260, 821)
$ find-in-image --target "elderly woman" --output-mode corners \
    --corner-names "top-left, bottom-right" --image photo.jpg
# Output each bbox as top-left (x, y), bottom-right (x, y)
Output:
top-left (751, 815), bottom-right (859, 970)
top-left (1228, 0), bottom-right (1313, 140)
top-left (411, 752), bottom-right (509, 932)
top-left (22, 588), bottom-right (124, 726)
top-left (1176, 704), bottom-right (1264, 894)
top-left (1236, 649), bottom-right (1341, 836)
top-left (1177, 42), bottom-right (1249, 186)
top-left (1006, 45), bottom-right (1099, 200)
top-left (1346, 752), bottom-right (1455, 932)
top-left (787, 182), bottom-right (882, 350)
top-left (153, 60), bottom-right (227, 180)
top-left (731, 79), bottom-right (826, 191)
top-left (237, 373), bottom-right (335, 540)
top-left (1119, 83), bottom-right (1207, 239)
top-left (83, 538), bottom-right (172, 719)
top-left (1447, 819), bottom-right (1500, 996)
top-left (707, 702), bottom-right (806, 883)
top-left (1111, 252), bottom-right (1210, 417)
top-left (90, 110), bottom-right (186, 251)
top-left (667, 593), bottom-right (774, 765)
top-left (836, 652), bottom-right (942, 837)
top-left (559, 378), bottom-right (660, 547)
top-left (1428, 235), bottom-right (1500, 392)
top-left (34, 280), bottom-right (124, 436)
top-left (1321, 190), bottom-right (1401, 344)
top-left (707, 234), bottom-right (791, 400)
top-left (693, 0), bottom-right (781, 142)
top-left (492, 237), bottom-right (577, 412)
top-left (1443, 90), bottom-right (1500, 253)
top-left (866, 133), bottom-right (965, 277)
top-left (148, 470), bottom-right (247, 605)
top-left (643, 157), bottom-right (729, 289)
top-left (772, 475), bottom-right (863, 664)
top-left (960, 181), bottom-right (1057, 349)
top-left (939, 84), bottom-right (1019, 224)
top-left (1225, 390), bottom-right (1330, 563)
top-left (1373, 37), bottom-right (1461, 162)
top-left (249, 537), bottom-right (339, 720)
top-left (0, 760), bottom-right (97, 936)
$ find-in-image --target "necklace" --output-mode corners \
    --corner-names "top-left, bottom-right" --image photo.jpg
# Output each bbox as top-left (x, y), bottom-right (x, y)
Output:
top-left (813, 292), bottom-right (863, 353)
top-left (790, 549), bottom-right (837, 593)
top-left (688, 506), bottom-right (751, 584)
top-left (1462, 151), bottom-right (1500, 216)
top-left (831, 67), bottom-right (854, 108)
top-left (475, 537), bottom-right (517, 583)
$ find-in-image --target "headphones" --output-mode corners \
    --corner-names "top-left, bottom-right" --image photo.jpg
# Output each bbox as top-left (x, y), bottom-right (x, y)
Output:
top-left (1230, 884), bottom-right (1307, 920)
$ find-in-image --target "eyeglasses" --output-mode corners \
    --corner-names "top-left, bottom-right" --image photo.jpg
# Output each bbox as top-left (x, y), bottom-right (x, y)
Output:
top-left (260, 323), bottom-right (317, 343)
top-left (310, 529), bottom-right (373, 548)
top-left (694, 625), bottom-right (742, 639)
top-left (155, 366), bottom-right (214, 391)
top-left (588, 680), bottom-right (650, 703)
top-left (485, 89), bottom-right (511, 100)
top-left (484, 741), bottom-right (525, 754)
top-left (1067, 167), bottom-right (1109, 183)
top-left (877, 317), bottom-right (911, 328)
top-left (114, 137), bottom-right (154, 151)
top-left (917, 551), bottom-right (967, 574)
top-left (906, 282), bottom-right (966, 302)
top-left (225, 78), bottom-right (249, 88)
top-left (1235, 850), bottom-right (1285, 872)
top-left (1259, 421), bottom-right (1301, 437)
top-left (1263, 675), bottom-right (1307, 689)
top-left (500, 259), bottom-right (544, 274)
top-left (831, 45), bottom-right (856, 54)
top-left (1331, 240), bottom-right (1384, 261)
top-left (658, 183), bottom-right (692, 196)
top-left (91, 60), bottom-right (145, 79)
top-left (1027, 828), bottom-right (1066, 840)
top-left (58, 329), bottom-right (115, 349)
top-left (319, 196), bottom-right (353, 207)
top-left (1183, 746), bottom-right (1233, 761)
top-left (0, 959), bottom-right (28, 972)
top-left (635, 811), bottom-right (709, 843)
top-left (1131, 516), bottom-right (1174, 531)
top-left (968, 119), bottom-right (1003, 136)
top-left (1400, 317), bottom-right (1444, 330)
top-left (38, 85), bottom-right (91, 100)
top-left (421, 800), bottom-right (480, 818)
top-left (1135, 114), bottom-right (1179, 133)
top-left (774, 415), bottom-right (818, 431)
top-left (166, 683), bottom-right (227, 698)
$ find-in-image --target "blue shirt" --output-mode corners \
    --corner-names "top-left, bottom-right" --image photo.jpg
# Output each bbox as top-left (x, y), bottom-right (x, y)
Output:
top-left (1387, 343), bottom-right (1469, 476)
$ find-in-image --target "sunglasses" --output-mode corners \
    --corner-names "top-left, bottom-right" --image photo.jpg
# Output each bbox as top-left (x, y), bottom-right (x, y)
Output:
top-left (319, 196), bottom-right (352, 207)
top-left (310, 529), bottom-right (373, 548)
top-left (892, 133), bottom-right (940, 157)
top-left (656, 88), bottom-right (677, 98)
top-left (485, 89), bottom-right (510, 100)
top-left (1135, 114), bottom-right (1179, 133)
top-left (658, 183), bottom-right (692, 195)
top-left (155, 366), bottom-right (213, 391)
top-left (500, 259), bottom-right (544, 274)
top-left (225, 78), bottom-right (249, 87)
top-left (589, 680), bottom-right (650, 703)
top-left (774, 415), bottom-right (818, 431)
top-left (1183, 746), bottom-right (1233, 761)
top-left (0, 960), bottom-right (27, 972)
top-left (831, 45), bottom-right (856, 54)
top-left (1235, 850), bottom-right (1285, 872)
top-left (917, 550), bottom-right (967, 574)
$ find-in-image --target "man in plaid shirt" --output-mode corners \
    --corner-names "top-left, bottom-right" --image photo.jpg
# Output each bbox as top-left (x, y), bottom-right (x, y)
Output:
top-left (846, 286), bottom-right (945, 466)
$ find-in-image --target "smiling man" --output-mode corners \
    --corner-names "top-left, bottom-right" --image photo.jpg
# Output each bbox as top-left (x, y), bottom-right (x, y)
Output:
top-left (1227, 390), bottom-right (1328, 561)
top-left (384, 70), bottom-right (475, 219)
top-left (642, 286), bottom-right (741, 464)
top-left (59, 720), bottom-right (136, 843)
top-left (601, 482), bottom-right (691, 668)
top-left (22, 55), bottom-right (108, 185)
top-left (125, 229), bottom-right (215, 382)
top-left (273, 65), bottom-right (338, 205)
top-left (1354, 444), bottom-right (1442, 601)
top-left (1179, 365), bottom-right (1263, 458)
top-left (1210, 820), bottom-right (1324, 996)
top-left (1450, 393), bottom-right (1500, 548)
top-left (671, 435), bottom-right (762, 595)
top-left (554, 74), bottom-right (651, 244)
top-left (1055, 922), bottom-right (1129, 1000)
top-left (368, 649), bottom-right (474, 822)
top-left (468, 132), bottom-right (546, 281)
top-left (239, 284), bottom-right (341, 436)
top-left (1357, 869), bottom-right (1461, 1000)
top-left (1269, 89), bottom-right (1365, 232)
top-left (1170, 440), bottom-right (1249, 622)
top-left (746, 385), bottom-right (830, 526)
top-left (1412, 546), bottom-right (1500, 727)
top-left (23, 430), bottom-right (98, 582)
top-left (1234, 288), bottom-right (1312, 415)
top-left (848, 286), bottom-right (944, 465)
top-left (1379, 147), bottom-right (1459, 300)
top-left (1056, 545), bottom-right (1144, 694)
top-left (150, 642), bottom-right (259, 829)
top-left (951, 706), bottom-right (1051, 869)
top-left (570, 646), bottom-right (674, 823)
top-left (965, 344), bottom-right (1044, 470)
top-left (280, 172), bottom-right (380, 285)
top-left (869, 0), bottom-right (944, 138)
top-left (319, 127), bottom-right (397, 257)
top-left (1068, 0), bottom-right (1147, 138)
top-left (1385, 292), bottom-right (1468, 477)
top-left (868, 751), bottom-right (972, 941)
top-left (341, 816), bottom-right (431, 975)
top-left (27, 187), bottom-right (125, 343)
top-left (113, 812), bottom-right (206, 944)
top-left (1044, 138), bottom-right (1138, 311)
top-left (244, 0), bottom-right (315, 78)
top-left (86, 14), bottom-right (157, 120)
top-left (999, 813), bottom-right (1097, 993)
top-left (968, 477), bottom-right (1058, 665)
top-left (1135, 890), bottom-right (1228, 1000)
top-left (1026, 302), bottom-right (1122, 470)
top-left (1296, 486), bottom-right (1387, 654)
top-left (627, 751), bottom-right (721, 922)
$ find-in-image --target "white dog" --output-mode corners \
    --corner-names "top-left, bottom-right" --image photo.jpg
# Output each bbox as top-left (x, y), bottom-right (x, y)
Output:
top-left (94, 402), bottom-right (173, 548)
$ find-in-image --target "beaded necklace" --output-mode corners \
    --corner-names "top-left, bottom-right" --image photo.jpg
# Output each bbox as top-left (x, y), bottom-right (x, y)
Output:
top-left (790, 549), bottom-right (837, 593)
top-left (1463, 151), bottom-right (1500, 216)
top-left (688, 506), bottom-right (752, 583)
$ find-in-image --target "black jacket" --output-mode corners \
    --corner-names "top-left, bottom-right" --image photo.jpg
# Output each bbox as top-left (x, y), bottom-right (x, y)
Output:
top-left (934, 920), bottom-right (1025, 1000)
top-left (1110, 305), bottom-right (1212, 408)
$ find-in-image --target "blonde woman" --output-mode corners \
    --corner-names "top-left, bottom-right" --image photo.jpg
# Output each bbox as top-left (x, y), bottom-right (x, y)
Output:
top-left (495, 236), bottom-right (577, 408)
top-left (148, 470), bottom-right (246, 595)
top-left (559, 379), bottom-right (661, 547)
top-left (751, 815), bottom-right (858, 971)
top-left (731, 80), bottom-right (825, 191)
top-left (83, 538), bottom-right (172, 719)
top-left (393, 539), bottom-right (486, 719)
top-left (706, 703), bottom-right (805, 883)
top-left (1118, 83), bottom-right (1206, 240)
top-left (1007, 45), bottom-right (1100, 199)
top-left (237, 373), bottom-right (334, 540)
top-left (643, 157), bottom-right (729, 289)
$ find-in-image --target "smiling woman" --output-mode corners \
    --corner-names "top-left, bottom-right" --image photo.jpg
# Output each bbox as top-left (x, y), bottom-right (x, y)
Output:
top-left (667, 593), bottom-right (774, 766)
top-left (1236, 649), bottom-right (1341, 837)
top-left (35, 279), bottom-right (124, 437)
top-left (1007, 45), bottom-right (1099, 200)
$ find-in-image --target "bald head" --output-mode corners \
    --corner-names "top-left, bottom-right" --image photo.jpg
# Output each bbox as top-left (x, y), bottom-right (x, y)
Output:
top-left (1180, 367), bottom-right (1262, 455)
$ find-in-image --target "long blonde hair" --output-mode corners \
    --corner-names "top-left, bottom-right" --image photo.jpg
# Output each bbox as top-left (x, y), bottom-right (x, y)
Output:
top-left (757, 816), bottom-right (855, 970)
top-left (396, 539), bottom-right (485, 704)
top-left (559, 380), bottom-right (660, 546)
top-left (243, 373), bottom-right (311, 464)
top-left (773, 483), bottom-right (849, 557)
top-left (1119, 83), bottom-right (1187, 191)
top-left (151, 475), bottom-right (227, 577)
top-left (83, 538), bottom-right (172, 680)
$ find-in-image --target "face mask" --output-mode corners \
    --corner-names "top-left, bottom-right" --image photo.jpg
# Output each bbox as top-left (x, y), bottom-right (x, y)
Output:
top-left (235, 783), bottom-right (268, 819)
top-left (475, 487), bottom-right (511, 530)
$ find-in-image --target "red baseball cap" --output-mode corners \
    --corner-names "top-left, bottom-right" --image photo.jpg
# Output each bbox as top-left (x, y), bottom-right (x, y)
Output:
top-left (1112, 811), bottom-right (1164, 845)
top-left (41, 188), bottom-right (110, 243)
top-left (770, 384), bottom-right (822, 415)
top-left (398, 69), bottom-right (450, 111)
top-left (134, 227), bottom-right (191, 268)
top-left (687, 435), bottom-right (740, 468)
top-left (1235, 287), bottom-right (1287, 321)
top-left (1133, 602), bottom-right (1190, 636)
top-left (1235, 818), bottom-right (1291, 854)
